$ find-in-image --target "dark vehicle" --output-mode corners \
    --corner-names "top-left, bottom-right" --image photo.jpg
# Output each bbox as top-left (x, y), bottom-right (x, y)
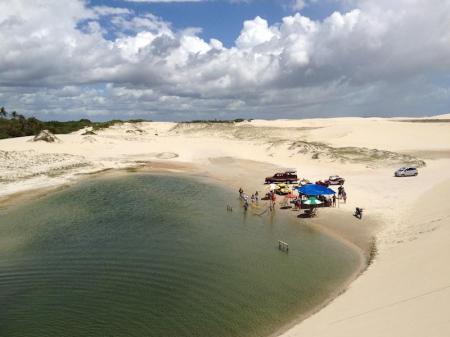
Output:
top-left (325, 175), bottom-right (345, 185)
top-left (315, 180), bottom-right (329, 187)
top-left (265, 170), bottom-right (298, 184)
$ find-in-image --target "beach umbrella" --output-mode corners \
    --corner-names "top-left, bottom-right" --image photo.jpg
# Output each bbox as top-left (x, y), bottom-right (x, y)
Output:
top-left (269, 183), bottom-right (280, 191)
top-left (296, 184), bottom-right (335, 196)
top-left (303, 197), bottom-right (323, 205)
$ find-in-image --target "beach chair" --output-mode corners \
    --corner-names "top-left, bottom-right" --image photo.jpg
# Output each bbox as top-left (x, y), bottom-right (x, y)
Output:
top-left (303, 208), bottom-right (317, 217)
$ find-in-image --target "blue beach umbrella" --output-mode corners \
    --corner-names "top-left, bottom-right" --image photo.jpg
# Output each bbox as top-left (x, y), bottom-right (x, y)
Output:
top-left (296, 184), bottom-right (336, 196)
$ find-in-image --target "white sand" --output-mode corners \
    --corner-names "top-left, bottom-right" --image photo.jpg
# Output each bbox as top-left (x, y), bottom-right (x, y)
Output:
top-left (1, 117), bottom-right (449, 336)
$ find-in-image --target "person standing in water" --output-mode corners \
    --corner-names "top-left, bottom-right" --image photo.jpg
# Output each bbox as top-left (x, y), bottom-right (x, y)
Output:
top-left (271, 192), bottom-right (276, 209)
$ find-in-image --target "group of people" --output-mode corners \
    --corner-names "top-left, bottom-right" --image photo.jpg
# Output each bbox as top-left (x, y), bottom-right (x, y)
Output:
top-left (237, 183), bottom-right (351, 215)
top-left (251, 191), bottom-right (259, 204)
top-left (238, 188), bottom-right (260, 211)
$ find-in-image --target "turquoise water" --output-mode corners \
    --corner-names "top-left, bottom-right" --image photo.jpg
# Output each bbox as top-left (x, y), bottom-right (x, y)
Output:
top-left (0, 174), bottom-right (360, 337)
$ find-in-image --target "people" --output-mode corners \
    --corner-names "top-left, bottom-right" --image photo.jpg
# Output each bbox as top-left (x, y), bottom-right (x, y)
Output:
top-left (239, 187), bottom-right (243, 198)
top-left (342, 191), bottom-right (347, 203)
top-left (255, 191), bottom-right (259, 204)
top-left (266, 191), bottom-right (276, 211)
top-left (332, 194), bottom-right (336, 207)
top-left (338, 186), bottom-right (344, 198)
top-left (354, 207), bottom-right (363, 219)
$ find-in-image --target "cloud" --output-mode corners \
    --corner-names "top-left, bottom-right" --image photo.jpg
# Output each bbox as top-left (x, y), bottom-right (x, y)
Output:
top-left (92, 6), bottom-right (132, 16)
top-left (235, 16), bottom-right (277, 49)
top-left (1, 0), bottom-right (450, 120)
top-left (122, 0), bottom-right (204, 2)
top-left (292, 0), bottom-right (306, 11)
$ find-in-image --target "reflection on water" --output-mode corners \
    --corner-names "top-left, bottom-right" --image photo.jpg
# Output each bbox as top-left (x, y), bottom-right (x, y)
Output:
top-left (0, 174), bottom-right (359, 337)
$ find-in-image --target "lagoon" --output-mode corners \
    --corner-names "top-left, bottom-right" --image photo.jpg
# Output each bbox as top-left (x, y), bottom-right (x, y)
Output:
top-left (0, 174), bottom-right (360, 337)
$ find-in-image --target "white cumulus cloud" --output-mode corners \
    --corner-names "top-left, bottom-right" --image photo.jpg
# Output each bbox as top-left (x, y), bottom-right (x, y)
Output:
top-left (0, 0), bottom-right (450, 120)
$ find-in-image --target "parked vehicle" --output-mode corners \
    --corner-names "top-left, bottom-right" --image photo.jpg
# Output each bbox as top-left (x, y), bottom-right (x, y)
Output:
top-left (299, 178), bottom-right (311, 186)
top-left (394, 167), bottom-right (418, 177)
top-left (325, 175), bottom-right (345, 185)
top-left (275, 183), bottom-right (291, 195)
top-left (265, 170), bottom-right (298, 184)
top-left (315, 180), bottom-right (329, 187)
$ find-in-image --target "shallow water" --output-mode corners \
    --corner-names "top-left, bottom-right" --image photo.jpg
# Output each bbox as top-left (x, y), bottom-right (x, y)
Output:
top-left (0, 174), bottom-right (360, 337)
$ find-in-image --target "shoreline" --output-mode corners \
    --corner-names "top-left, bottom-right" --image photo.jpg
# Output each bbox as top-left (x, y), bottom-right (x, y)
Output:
top-left (0, 159), bottom-right (376, 337)
top-left (1, 117), bottom-right (449, 337)
top-left (1, 158), bottom-right (377, 259)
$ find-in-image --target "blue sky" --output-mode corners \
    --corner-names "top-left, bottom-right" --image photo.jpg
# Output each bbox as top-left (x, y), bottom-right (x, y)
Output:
top-left (88, 0), bottom-right (341, 46)
top-left (1, 0), bottom-right (450, 120)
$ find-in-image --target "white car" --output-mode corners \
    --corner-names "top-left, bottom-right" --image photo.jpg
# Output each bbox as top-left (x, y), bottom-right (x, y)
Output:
top-left (395, 167), bottom-right (418, 177)
top-left (326, 175), bottom-right (345, 185)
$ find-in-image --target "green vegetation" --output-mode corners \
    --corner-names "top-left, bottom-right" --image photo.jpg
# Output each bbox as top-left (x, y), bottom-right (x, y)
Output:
top-left (0, 107), bottom-right (149, 139)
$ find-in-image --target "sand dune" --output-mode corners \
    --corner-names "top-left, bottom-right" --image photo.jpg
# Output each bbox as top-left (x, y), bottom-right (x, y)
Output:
top-left (0, 116), bottom-right (449, 337)
top-left (0, 150), bottom-right (90, 182)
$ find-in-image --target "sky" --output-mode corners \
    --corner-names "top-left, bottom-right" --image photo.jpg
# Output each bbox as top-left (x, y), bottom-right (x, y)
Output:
top-left (0, 0), bottom-right (449, 121)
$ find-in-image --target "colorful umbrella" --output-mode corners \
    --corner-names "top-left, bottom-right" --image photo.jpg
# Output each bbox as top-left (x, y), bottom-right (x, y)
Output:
top-left (269, 183), bottom-right (280, 191)
top-left (297, 184), bottom-right (335, 196)
top-left (303, 197), bottom-right (323, 205)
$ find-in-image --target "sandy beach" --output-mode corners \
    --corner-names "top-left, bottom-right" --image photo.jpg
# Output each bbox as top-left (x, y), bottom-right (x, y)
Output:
top-left (1, 116), bottom-right (450, 336)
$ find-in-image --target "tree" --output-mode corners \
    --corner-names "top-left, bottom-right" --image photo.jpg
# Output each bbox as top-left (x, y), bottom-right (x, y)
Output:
top-left (24, 117), bottom-right (44, 135)
top-left (18, 114), bottom-right (26, 132)
top-left (11, 111), bottom-right (17, 119)
top-left (0, 107), bottom-right (7, 119)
